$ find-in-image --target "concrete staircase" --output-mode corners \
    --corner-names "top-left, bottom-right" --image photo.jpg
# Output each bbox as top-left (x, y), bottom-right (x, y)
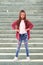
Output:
top-left (0, 0), bottom-right (43, 65)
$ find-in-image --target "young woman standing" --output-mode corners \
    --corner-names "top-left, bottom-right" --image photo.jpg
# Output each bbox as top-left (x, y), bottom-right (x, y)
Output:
top-left (12, 10), bottom-right (34, 61)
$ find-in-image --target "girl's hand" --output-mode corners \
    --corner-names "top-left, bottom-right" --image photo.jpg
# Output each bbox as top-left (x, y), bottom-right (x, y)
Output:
top-left (26, 28), bottom-right (30, 31)
top-left (15, 25), bottom-right (19, 32)
top-left (15, 29), bottom-right (19, 32)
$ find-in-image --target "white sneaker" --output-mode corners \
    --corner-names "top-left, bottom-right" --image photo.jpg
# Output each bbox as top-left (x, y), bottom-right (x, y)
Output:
top-left (13, 57), bottom-right (18, 61)
top-left (26, 57), bottom-right (30, 61)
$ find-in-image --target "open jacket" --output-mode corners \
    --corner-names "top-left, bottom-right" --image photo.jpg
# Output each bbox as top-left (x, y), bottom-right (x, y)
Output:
top-left (12, 20), bottom-right (34, 40)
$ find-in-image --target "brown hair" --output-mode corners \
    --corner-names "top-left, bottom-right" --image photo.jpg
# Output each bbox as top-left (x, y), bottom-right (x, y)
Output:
top-left (17, 10), bottom-right (27, 29)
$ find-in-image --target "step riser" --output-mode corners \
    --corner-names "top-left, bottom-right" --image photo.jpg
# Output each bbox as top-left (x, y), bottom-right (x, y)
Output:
top-left (0, 55), bottom-right (42, 59)
top-left (0, 44), bottom-right (43, 47)
top-left (0, 49), bottom-right (43, 53)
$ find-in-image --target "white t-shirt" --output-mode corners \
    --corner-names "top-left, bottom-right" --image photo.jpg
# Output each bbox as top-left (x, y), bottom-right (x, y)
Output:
top-left (19, 20), bottom-right (27, 34)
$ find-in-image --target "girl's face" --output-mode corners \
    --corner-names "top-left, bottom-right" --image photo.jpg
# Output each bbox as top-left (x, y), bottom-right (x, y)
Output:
top-left (20, 12), bottom-right (25, 20)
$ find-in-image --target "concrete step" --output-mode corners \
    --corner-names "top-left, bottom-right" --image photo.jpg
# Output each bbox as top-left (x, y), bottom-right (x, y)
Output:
top-left (0, 40), bottom-right (43, 43)
top-left (0, 20), bottom-right (43, 23)
top-left (0, 61), bottom-right (43, 65)
top-left (0, 11), bottom-right (42, 16)
top-left (0, 34), bottom-right (43, 38)
top-left (0, 28), bottom-right (43, 30)
top-left (0, 15), bottom-right (43, 19)
top-left (0, 38), bottom-right (43, 40)
top-left (0, 43), bottom-right (43, 47)
top-left (0, 11), bottom-right (43, 16)
top-left (2, 22), bottom-right (38, 25)
top-left (0, 6), bottom-right (43, 10)
top-left (0, 39), bottom-right (42, 44)
top-left (0, 0), bottom-right (42, 2)
top-left (0, 29), bottom-right (43, 32)
top-left (0, 1), bottom-right (42, 4)
top-left (0, 22), bottom-right (43, 26)
top-left (0, 4), bottom-right (43, 7)
top-left (0, 47), bottom-right (43, 53)
top-left (0, 26), bottom-right (43, 28)
top-left (0, 18), bottom-right (43, 22)
top-left (0, 53), bottom-right (43, 59)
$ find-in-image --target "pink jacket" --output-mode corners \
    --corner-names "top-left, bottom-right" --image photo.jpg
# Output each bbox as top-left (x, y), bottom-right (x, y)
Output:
top-left (12, 20), bottom-right (34, 40)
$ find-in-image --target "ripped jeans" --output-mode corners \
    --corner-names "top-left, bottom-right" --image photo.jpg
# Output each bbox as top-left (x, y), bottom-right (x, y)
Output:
top-left (16, 33), bottom-right (29, 57)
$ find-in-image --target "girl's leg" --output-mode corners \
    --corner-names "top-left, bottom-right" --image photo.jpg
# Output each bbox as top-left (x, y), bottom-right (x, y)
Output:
top-left (16, 39), bottom-right (22, 57)
top-left (24, 33), bottom-right (29, 57)
top-left (24, 42), bottom-right (29, 57)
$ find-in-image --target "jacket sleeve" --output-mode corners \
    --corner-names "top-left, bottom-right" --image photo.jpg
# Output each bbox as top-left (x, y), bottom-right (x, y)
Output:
top-left (27, 20), bottom-right (34, 30)
top-left (11, 20), bottom-right (17, 30)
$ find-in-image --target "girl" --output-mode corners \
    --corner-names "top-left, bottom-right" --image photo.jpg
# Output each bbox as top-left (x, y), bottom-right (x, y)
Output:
top-left (12, 10), bottom-right (34, 61)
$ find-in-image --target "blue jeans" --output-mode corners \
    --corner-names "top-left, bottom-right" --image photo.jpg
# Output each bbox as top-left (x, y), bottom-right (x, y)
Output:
top-left (16, 33), bottom-right (29, 57)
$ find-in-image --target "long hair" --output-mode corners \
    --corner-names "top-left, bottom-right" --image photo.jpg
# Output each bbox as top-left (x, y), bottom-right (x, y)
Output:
top-left (17, 10), bottom-right (27, 29)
